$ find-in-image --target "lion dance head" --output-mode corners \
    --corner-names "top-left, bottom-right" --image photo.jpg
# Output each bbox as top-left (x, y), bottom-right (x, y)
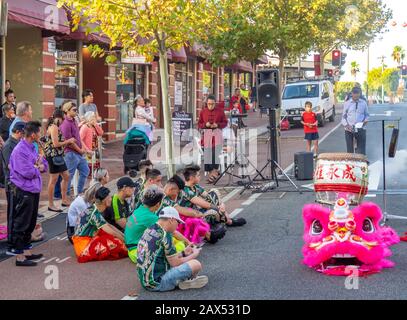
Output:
top-left (302, 199), bottom-right (400, 276)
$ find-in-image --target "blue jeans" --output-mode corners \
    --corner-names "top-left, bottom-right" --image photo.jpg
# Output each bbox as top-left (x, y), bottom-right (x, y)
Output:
top-left (54, 176), bottom-right (62, 198)
top-left (150, 263), bottom-right (193, 292)
top-left (65, 152), bottom-right (90, 196)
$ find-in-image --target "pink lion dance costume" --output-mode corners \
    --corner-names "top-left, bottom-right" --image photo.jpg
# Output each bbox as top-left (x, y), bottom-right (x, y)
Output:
top-left (302, 199), bottom-right (400, 276)
top-left (178, 216), bottom-right (210, 244)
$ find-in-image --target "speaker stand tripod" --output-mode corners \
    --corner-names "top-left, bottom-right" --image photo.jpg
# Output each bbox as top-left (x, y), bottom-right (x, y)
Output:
top-left (214, 126), bottom-right (266, 186)
top-left (240, 108), bottom-right (301, 195)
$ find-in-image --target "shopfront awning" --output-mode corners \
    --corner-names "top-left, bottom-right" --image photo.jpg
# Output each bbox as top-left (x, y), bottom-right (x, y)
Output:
top-left (256, 54), bottom-right (269, 65)
top-left (7, 0), bottom-right (70, 35)
top-left (230, 60), bottom-right (253, 73)
top-left (170, 47), bottom-right (187, 63)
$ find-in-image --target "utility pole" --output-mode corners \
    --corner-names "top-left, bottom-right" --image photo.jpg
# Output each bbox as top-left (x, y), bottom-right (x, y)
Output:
top-left (366, 46), bottom-right (370, 101)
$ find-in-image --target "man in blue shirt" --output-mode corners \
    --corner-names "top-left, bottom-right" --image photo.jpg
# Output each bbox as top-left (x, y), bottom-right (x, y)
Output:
top-left (341, 87), bottom-right (369, 155)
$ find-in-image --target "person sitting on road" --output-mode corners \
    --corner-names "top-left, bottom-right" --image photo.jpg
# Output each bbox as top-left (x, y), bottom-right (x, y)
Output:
top-left (91, 167), bottom-right (110, 187)
top-left (137, 206), bottom-right (208, 292)
top-left (181, 165), bottom-right (246, 228)
top-left (125, 186), bottom-right (190, 263)
top-left (103, 177), bottom-right (136, 232)
top-left (160, 175), bottom-right (225, 244)
top-left (129, 159), bottom-right (153, 210)
top-left (72, 187), bottom-right (127, 263)
top-left (66, 182), bottom-right (101, 244)
top-left (133, 168), bottom-right (163, 210)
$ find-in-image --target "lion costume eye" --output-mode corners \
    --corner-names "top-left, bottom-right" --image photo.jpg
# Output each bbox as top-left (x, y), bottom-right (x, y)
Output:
top-left (362, 218), bottom-right (375, 233)
top-left (311, 220), bottom-right (323, 235)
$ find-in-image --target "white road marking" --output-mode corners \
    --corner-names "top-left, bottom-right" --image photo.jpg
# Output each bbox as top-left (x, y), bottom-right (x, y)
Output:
top-left (242, 193), bottom-right (262, 206)
top-left (301, 183), bottom-right (314, 190)
top-left (223, 187), bottom-right (243, 203)
top-left (230, 208), bottom-right (244, 218)
top-left (121, 295), bottom-right (139, 300)
top-left (365, 194), bottom-right (377, 198)
top-left (368, 161), bottom-right (382, 191)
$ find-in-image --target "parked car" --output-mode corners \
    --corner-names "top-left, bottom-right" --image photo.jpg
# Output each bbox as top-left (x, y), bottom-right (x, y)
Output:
top-left (281, 79), bottom-right (336, 127)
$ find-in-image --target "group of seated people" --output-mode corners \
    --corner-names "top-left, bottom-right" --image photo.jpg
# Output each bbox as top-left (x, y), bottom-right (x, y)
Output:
top-left (66, 160), bottom-right (246, 292)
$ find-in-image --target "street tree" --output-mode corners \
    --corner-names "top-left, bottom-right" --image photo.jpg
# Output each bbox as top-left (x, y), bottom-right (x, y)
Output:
top-left (391, 46), bottom-right (405, 66)
top-left (58, 0), bottom-right (227, 177)
top-left (350, 61), bottom-right (360, 81)
top-left (311, 0), bottom-right (392, 74)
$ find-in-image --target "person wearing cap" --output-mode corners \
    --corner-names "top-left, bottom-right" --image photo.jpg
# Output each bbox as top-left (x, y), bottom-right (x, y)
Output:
top-left (125, 185), bottom-right (189, 263)
top-left (73, 187), bottom-right (127, 263)
top-left (137, 206), bottom-right (208, 292)
top-left (1, 121), bottom-right (25, 252)
top-left (60, 101), bottom-right (90, 197)
top-left (103, 177), bottom-right (136, 232)
top-left (342, 87), bottom-right (369, 155)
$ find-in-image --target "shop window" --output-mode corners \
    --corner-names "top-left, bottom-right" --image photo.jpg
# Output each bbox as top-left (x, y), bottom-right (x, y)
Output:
top-left (55, 41), bottom-right (79, 108)
top-left (174, 60), bottom-right (195, 113)
top-left (203, 70), bottom-right (216, 102)
top-left (116, 63), bottom-right (146, 132)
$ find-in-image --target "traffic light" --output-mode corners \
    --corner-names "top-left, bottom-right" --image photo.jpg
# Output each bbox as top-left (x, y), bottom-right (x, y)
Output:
top-left (402, 65), bottom-right (407, 76)
top-left (341, 52), bottom-right (347, 67)
top-left (332, 50), bottom-right (341, 67)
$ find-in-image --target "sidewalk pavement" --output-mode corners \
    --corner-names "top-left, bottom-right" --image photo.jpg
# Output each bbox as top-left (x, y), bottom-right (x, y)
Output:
top-left (0, 110), bottom-right (270, 225)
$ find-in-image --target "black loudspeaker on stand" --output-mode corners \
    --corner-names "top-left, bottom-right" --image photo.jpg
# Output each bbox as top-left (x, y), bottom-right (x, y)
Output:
top-left (242, 69), bottom-right (301, 194)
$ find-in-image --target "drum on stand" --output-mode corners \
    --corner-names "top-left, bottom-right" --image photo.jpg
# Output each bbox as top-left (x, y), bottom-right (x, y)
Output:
top-left (314, 153), bottom-right (369, 206)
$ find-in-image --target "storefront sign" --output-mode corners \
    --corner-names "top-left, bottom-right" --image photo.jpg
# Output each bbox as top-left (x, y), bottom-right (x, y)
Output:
top-left (57, 51), bottom-right (78, 64)
top-left (121, 51), bottom-right (147, 64)
top-left (172, 111), bottom-right (193, 141)
top-left (175, 81), bottom-right (183, 106)
top-left (48, 38), bottom-right (56, 54)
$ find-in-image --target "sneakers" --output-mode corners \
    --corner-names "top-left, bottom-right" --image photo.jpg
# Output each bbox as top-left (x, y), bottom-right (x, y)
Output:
top-left (228, 217), bottom-right (247, 227)
top-left (178, 275), bottom-right (208, 290)
top-left (16, 259), bottom-right (37, 267)
top-left (207, 224), bottom-right (226, 244)
top-left (6, 248), bottom-right (22, 256)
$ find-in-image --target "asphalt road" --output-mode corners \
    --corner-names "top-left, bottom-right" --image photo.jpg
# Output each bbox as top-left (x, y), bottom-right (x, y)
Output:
top-left (1, 103), bottom-right (407, 300)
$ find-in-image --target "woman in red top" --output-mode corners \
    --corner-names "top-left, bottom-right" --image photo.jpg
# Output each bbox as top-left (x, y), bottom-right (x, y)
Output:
top-left (301, 101), bottom-right (319, 157)
top-left (198, 95), bottom-right (228, 183)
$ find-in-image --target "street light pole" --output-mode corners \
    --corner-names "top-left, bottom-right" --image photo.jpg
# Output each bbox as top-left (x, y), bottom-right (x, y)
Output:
top-left (379, 55), bottom-right (385, 104)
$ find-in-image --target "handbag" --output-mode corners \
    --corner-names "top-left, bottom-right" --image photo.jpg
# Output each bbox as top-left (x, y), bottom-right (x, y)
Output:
top-left (52, 155), bottom-right (65, 166)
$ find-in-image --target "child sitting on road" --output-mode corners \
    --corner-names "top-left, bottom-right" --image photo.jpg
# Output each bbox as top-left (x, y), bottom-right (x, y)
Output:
top-left (181, 165), bottom-right (246, 228)
top-left (301, 101), bottom-right (319, 157)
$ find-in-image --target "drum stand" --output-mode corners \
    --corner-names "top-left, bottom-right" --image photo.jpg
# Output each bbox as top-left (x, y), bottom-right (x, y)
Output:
top-left (377, 118), bottom-right (406, 225)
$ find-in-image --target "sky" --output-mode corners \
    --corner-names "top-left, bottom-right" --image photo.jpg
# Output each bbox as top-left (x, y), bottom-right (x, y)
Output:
top-left (341, 0), bottom-right (407, 83)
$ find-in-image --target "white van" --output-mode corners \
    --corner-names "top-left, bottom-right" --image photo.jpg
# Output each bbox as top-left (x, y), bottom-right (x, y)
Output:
top-left (281, 79), bottom-right (336, 127)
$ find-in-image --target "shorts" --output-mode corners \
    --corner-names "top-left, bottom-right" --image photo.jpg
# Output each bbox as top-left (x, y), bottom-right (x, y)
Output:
top-left (46, 157), bottom-right (68, 174)
top-left (304, 132), bottom-right (319, 141)
top-left (150, 263), bottom-right (193, 292)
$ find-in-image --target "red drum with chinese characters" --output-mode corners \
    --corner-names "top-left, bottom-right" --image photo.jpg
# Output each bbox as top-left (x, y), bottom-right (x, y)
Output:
top-left (314, 153), bottom-right (369, 206)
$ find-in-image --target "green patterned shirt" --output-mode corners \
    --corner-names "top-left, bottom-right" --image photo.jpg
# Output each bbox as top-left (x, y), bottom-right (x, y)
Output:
top-left (137, 223), bottom-right (177, 289)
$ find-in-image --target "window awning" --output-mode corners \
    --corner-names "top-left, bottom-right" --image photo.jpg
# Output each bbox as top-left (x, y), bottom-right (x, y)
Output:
top-left (7, 0), bottom-right (70, 35)
top-left (170, 47), bottom-right (187, 63)
top-left (230, 61), bottom-right (253, 73)
top-left (256, 54), bottom-right (269, 65)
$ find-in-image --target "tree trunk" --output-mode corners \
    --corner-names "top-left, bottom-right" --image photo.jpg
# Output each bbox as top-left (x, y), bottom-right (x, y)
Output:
top-left (158, 48), bottom-right (175, 177)
top-left (320, 51), bottom-right (326, 76)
